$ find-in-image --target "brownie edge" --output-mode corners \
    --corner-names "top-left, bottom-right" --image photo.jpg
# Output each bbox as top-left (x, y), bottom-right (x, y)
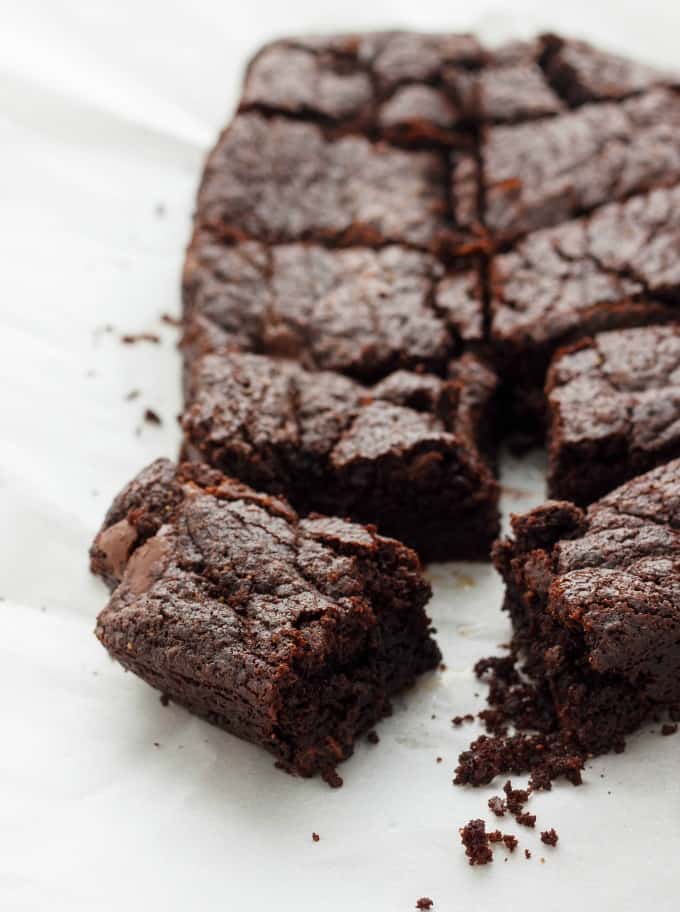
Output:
top-left (90, 459), bottom-right (440, 781)
top-left (493, 459), bottom-right (680, 753)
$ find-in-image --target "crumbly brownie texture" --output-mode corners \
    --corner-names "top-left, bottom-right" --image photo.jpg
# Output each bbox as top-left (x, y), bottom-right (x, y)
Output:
top-left (90, 459), bottom-right (440, 781)
top-left (181, 351), bottom-right (499, 562)
top-left (181, 233), bottom-right (484, 383)
top-left (491, 184), bottom-right (680, 438)
top-left (547, 325), bottom-right (680, 505)
top-left (493, 460), bottom-right (680, 755)
top-left (479, 87), bottom-right (680, 242)
top-left (460, 819), bottom-right (494, 866)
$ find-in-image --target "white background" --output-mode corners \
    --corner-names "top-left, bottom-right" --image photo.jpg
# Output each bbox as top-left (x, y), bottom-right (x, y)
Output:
top-left (2, 2), bottom-right (680, 909)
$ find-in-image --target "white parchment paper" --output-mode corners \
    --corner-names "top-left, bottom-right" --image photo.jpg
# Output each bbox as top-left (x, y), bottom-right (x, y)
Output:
top-left (2, 2), bottom-right (679, 909)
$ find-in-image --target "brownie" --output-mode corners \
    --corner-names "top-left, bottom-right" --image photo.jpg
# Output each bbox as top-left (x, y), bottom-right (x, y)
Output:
top-left (196, 113), bottom-right (478, 253)
top-left (445, 39), bottom-right (564, 124)
top-left (479, 87), bottom-right (680, 242)
top-left (491, 183), bottom-right (680, 438)
top-left (240, 37), bottom-right (375, 128)
top-left (181, 231), bottom-right (485, 382)
top-left (547, 326), bottom-right (680, 505)
top-left (541, 33), bottom-right (679, 106)
top-left (180, 351), bottom-right (499, 562)
top-left (90, 459), bottom-right (440, 781)
top-left (493, 459), bottom-right (680, 754)
top-left (376, 84), bottom-right (463, 147)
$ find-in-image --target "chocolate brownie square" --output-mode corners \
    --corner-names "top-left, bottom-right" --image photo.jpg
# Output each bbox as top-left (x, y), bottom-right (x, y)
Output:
top-left (445, 39), bottom-right (564, 124)
top-left (494, 459), bottom-right (680, 754)
top-left (479, 88), bottom-right (680, 241)
top-left (547, 325), bottom-right (680, 505)
top-left (240, 37), bottom-right (374, 128)
top-left (90, 459), bottom-right (440, 781)
top-left (240, 32), bottom-right (486, 147)
top-left (181, 231), bottom-right (485, 382)
top-left (541, 33), bottom-right (679, 106)
top-left (490, 183), bottom-right (680, 438)
top-left (196, 113), bottom-right (476, 252)
top-left (181, 351), bottom-right (499, 561)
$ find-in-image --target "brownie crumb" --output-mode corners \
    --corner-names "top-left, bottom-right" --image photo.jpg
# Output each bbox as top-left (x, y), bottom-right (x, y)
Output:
top-left (515, 811), bottom-right (536, 828)
top-left (661, 723), bottom-right (678, 736)
top-left (322, 768), bottom-right (343, 789)
top-left (460, 819), bottom-right (493, 866)
top-left (488, 796), bottom-right (506, 817)
top-left (121, 332), bottom-right (161, 345)
top-left (144, 408), bottom-right (162, 426)
top-left (541, 828), bottom-right (559, 847)
top-left (488, 829), bottom-right (503, 843)
top-left (312, 832), bottom-right (320, 842)
top-left (436, 757), bottom-right (443, 763)
top-left (367, 730), bottom-right (380, 745)
top-left (161, 312), bottom-right (181, 327)
top-left (415, 899), bottom-right (433, 910)
top-left (452, 714), bottom-right (475, 726)
top-left (502, 834), bottom-right (518, 852)
top-left (125, 389), bottom-right (141, 401)
top-left (524, 849), bottom-right (531, 860)
top-left (159, 693), bottom-right (170, 707)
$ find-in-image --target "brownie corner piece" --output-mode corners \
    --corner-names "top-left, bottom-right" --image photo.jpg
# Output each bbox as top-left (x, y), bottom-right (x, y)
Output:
top-left (494, 458), bottom-right (680, 754)
top-left (91, 459), bottom-right (440, 781)
top-left (540, 32), bottom-right (680, 106)
top-left (196, 112), bottom-right (454, 251)
top-left (546, 325), bottom-right (680, 505)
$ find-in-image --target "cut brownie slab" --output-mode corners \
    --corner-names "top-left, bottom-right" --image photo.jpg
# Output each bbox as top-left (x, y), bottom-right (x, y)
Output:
top-left (181, 231), bottom-right (485, 382)
top-left (181, 351), bottom-right (499, 562)
top-left (90, 460), bottom-right (440, 782)
top-left (547, 325), bottom-right (680, 505)
top-left (479, 87), bottom-right (680, 242)
top-left (494, 459), bottom-right (680, 754)
top-left (196, 113), bottom-right (478, 253)
top-left (491, 183), bottom-right (680, 438)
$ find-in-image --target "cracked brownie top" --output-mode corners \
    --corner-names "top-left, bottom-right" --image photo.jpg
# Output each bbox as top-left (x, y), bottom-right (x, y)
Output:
top-left (182, 232), bottom-right (484, 382)
top-left (491, 182), bottom-right (680, 355)
top-left (480, 88), bottom-right (680, 240)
